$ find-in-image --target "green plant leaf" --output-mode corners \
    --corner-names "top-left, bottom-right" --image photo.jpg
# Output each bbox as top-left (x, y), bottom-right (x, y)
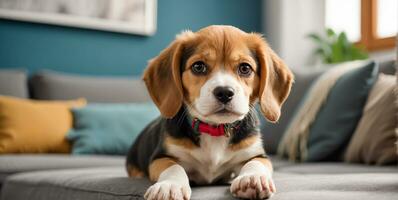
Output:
top-left (350, 46), bottom-right (369, 60)
top-left (308, 28), bottom-right (369, 63)
top-left (308, 33), bottom-right (323, 44)
top-left (308, 33), bottom-right (333, 62)
top-left (338, 32), bottom-right (351, 61)
top-left (330, 41), bottom-right (343, 63)
top-left (307, 28), bottom-right (369, 64)
top-left (326, 28), bottom-right (336, 38)
top-left (338, 32), bottom-right (349, 49)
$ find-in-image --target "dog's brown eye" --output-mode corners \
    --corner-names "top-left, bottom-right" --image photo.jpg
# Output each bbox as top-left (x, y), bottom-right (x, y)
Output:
top-left (238, 63), bottom-right (252, 77)
top-left (191, 61), bottom-right (208, 75)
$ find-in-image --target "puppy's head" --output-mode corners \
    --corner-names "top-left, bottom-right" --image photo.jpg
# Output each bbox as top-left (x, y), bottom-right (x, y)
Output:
top-left (143, 25), bottom-right (293, 124)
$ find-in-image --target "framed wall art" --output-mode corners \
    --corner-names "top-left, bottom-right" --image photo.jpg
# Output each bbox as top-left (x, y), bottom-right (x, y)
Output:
top-left (0, 0), bottom-right (157, 35)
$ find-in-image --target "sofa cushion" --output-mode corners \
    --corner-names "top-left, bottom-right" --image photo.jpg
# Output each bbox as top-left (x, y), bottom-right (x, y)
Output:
top-left (273, 173), bottom-right (398, 200)
top-left (277, 61), bottom-right (377, 161)
top-left (30, 70), bottom-right (151, 103)
top-left (306, 61), bottom-right (378, 161)
top-left (1, 167), bottom-right (397, 200)
top-left (0, 69), bottom-right (28, 98)
top-left (261, 68), bottom-right (325, 154)
top-left (262, 59), bottom-right (395, 155)
top-left (1, 167), bottom-right (233, 200)
top-left (0, 96), bottom-right (86, 153)
top-left (276, 162), bottom-right (398, 174)
top-left (0, 154), bottom-right (124, 183)
top-left (344, 74), bottom-right (397, 165)
top-left (67, 103), bottom-right (159, 155)
top-left (379, 59), bottom-right (396, 75)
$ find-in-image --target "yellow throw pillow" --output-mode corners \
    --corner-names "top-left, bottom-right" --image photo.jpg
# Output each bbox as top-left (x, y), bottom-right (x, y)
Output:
top-left (0, 96), bottom-right (86, 153)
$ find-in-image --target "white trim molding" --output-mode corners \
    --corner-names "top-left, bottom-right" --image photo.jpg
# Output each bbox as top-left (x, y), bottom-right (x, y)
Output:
top-left (0, 0), bottom-right (157, 36)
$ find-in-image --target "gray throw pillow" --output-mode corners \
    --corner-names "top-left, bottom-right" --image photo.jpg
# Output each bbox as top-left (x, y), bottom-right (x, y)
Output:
top-left (30, 70), bottom-right (150, 103)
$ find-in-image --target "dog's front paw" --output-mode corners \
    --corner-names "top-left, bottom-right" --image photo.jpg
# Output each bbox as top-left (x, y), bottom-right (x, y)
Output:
top-left (230, 173), bottom-right (275, 199)
top-left (144, 181), bottom-right (191, 200)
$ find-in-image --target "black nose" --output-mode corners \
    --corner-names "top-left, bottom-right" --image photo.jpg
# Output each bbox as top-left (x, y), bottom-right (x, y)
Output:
top-left (213, 86), bottom-right (234, 104)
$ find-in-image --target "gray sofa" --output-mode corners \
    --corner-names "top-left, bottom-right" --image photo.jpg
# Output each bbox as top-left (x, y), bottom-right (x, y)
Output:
top-left (0, 60), bottom-right (397, 200)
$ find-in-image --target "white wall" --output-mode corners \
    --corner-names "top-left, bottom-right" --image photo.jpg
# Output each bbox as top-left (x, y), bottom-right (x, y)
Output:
top-left (263, 0), bottom-right (325, 69)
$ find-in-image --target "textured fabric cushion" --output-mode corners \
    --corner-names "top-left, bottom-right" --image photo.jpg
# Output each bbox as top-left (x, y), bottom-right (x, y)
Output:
top-left (306, 61), bottom-right (378, 161)
top-left (1, 167), bottom-right (397, 200)
top-left (67, 103), bottom-right (159, 155)
top-left (273, 173), bottom-right (398, 200)
top-left (30, 70), bottom-right (151, 103)
top-left (0, 69), bottom-right (28, 98)
top-left (395, 82), bottom-right (398, 156)
top-left (344, 74), bottom-right (397, 165)
top-left (378, 59), bottom-right (396, 75)
top-left (0, 96), bottom-right (86, 153)
top-left (276, 162), bottom-right (398, 174)
top-left (0, 154), bottom-right (124, 183)
top-left (277, 61), bottom-right (373, 161)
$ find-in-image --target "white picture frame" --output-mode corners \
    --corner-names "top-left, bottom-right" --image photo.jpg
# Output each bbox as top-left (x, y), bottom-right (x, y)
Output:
top-left (0, 0), bottom-right (157, 36)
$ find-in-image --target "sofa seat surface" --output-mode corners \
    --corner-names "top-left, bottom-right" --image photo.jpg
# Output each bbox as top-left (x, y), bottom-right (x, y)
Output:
top-left (277, 162), bottom-right (398, 174)
top-left (2, 166), bottom-right (397, 200)
top-left (0, 154), bottom-right (124, 183)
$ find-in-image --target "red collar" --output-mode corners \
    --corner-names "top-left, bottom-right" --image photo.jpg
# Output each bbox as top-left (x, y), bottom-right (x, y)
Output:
top-left (191, 118), bottom-right (239, 137)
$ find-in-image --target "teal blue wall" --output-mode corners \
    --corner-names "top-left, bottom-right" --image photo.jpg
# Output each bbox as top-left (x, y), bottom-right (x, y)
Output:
top-left (0, 0), bottom-right (262, 76)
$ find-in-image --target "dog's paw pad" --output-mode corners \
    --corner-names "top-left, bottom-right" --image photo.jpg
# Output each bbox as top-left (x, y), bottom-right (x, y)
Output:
top-left (144, 181), bottom-right (191, 200)
top-left (230, 174), bottom-right (275, 199)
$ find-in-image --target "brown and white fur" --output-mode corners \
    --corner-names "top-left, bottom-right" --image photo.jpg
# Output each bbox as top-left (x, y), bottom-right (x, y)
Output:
top-left (126, 25), bottom-right (294, 200)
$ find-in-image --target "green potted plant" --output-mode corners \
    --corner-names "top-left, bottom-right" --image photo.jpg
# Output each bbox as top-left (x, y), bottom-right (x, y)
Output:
top-left (308, 28), bottom-right (369, 65)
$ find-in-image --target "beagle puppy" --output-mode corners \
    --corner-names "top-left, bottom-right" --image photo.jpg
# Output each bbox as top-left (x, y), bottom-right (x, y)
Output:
top-left (126, 25), bottom-right (293, 200)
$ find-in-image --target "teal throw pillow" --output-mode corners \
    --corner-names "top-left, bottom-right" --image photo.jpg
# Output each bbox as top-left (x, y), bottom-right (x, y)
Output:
top-left (306, 61), bottom-right (378, 161)
top-left (67, 103), bottom-right (159, 155)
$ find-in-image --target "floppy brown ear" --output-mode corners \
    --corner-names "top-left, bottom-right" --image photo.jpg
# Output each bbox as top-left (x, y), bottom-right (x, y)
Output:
top-left (143, 31), bottom-right (194, 118)
top-left (250, 34), bottom-right (294, 123)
